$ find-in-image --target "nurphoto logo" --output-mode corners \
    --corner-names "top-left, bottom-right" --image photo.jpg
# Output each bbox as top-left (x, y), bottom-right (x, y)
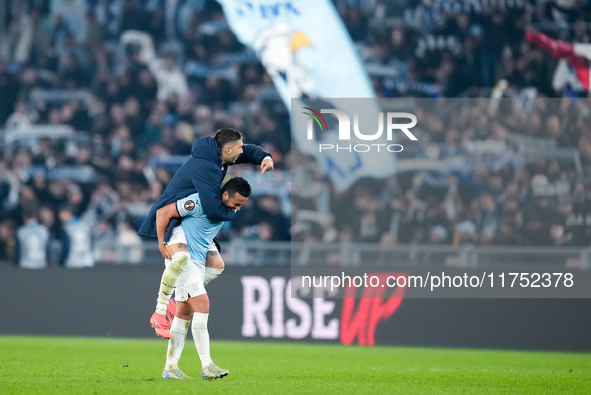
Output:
top-left (302, 107), bottom-right (418, 153)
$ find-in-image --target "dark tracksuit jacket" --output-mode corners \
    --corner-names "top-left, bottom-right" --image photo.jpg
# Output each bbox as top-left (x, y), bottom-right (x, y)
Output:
top-left (137, 136), bottom-right (270, 241)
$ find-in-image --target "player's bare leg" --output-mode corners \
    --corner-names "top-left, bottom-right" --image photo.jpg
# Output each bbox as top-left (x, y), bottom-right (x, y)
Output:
top-left (187, 293), bottom-right (229, 379)
top-left (204, 250), bottom-right (225, 286)
top-left (152, 243), bottom-right (225, 338)
top-left (151, 243), bottom-right (190, 339)
top-left (162, 300), bottom-right (192, 379)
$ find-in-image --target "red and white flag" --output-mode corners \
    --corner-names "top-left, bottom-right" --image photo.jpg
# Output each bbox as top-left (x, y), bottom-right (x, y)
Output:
top-left (526, 32), bottom-right (591, 92)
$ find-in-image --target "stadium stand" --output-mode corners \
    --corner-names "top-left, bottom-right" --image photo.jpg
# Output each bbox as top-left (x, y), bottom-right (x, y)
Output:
top-left (1, 0), bottom-right (591, 266)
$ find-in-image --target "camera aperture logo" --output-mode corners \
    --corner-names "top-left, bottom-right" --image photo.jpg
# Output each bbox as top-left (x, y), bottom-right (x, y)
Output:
top-left (303, 107), bottom-right (418, 153)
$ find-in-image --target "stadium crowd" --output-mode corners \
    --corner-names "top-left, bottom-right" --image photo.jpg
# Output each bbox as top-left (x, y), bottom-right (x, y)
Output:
top-left (1, 0), bottom-right (591, 266)
top-left (293, 97), bottom-right (591, 247)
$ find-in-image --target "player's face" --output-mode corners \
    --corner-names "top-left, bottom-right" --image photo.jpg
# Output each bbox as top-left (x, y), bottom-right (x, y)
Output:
top-left (222, 192), bottom-right (249, 211)
top-left (224, 139), bottom-right (244, 164)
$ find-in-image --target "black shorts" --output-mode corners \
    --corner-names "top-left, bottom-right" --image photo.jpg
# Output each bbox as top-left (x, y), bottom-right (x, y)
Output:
top-left (213, 237), bottom-right (221, 253)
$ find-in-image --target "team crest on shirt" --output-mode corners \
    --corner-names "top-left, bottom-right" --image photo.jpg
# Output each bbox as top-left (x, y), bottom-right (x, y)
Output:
top-left (184, 200), bottom-right (195, 211)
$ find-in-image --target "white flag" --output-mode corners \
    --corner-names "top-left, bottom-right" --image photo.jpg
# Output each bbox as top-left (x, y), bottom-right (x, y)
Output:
top-left (217, 0), bottom-right (397, 190)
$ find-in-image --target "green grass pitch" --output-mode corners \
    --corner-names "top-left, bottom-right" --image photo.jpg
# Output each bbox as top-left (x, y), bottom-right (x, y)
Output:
top-left (0, 336), bottom-right (590, 394)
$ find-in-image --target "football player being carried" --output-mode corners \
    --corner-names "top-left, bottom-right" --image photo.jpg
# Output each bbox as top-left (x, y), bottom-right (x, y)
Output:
top-left (138, 128), bottom-right (273, 338)
top-left (156, 176), bottom-right (251, 380)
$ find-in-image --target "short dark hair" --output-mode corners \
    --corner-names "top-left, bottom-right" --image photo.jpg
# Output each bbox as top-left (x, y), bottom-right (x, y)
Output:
top-left (59, 204), bottom-right (75, 215)
top-left (22, 208), bottom-right (37, 220)
top-left (222, 176), bottom-right (251, 198)
top-left (214, 128), bottom-right (243, 148)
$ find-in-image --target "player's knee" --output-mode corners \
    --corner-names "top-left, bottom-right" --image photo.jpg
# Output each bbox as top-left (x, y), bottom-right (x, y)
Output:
top-left (200, 298), bottom-right (210, 314)
top-left (174, 301), bottom-right (193, 320)
top-left (194, 296), bottom-right (209, 313)
top-left (170, 252), bottom-right (190, 274)
top-left (176, 311), bottom-right (193, 321)
top-left (206, 254), bottom-right (225, 270)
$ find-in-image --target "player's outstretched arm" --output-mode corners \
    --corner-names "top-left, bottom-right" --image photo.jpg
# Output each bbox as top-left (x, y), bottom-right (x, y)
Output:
top-left (234, 143), bottom-right (271, 167)
top-left (156, 203), bottom-right (180, 260)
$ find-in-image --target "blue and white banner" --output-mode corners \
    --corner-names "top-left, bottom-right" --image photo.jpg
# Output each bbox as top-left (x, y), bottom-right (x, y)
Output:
top-left (216, 0), bottom-right (397, 191)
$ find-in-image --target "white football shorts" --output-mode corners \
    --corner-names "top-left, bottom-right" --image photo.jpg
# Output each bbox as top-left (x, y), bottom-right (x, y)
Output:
top-left (167, 225), bottom-right (218, 252)
top-left (163, 226), bottom-right (217, 301)
top-left (171, 259), bottom-right (206, 301)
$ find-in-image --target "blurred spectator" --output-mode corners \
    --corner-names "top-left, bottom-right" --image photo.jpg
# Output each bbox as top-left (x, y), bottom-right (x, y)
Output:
top-left (5, 101), bottom-right (33, 130)
top-left (149, 53), bottom-right (189, 102)
top-left (454, 220), bottom-right (478, 245)
top-left (38, 205), bottom-right (58, 239)
top-left (0, 62), bottom-right (20, 124)
top-left (15, 208), bottom-right (50, 269)
top-left (0, 220), bottom-right (16, 262)
top-left (429, 225), bottom-right (449, 244)
top-left (1, 9), bottom-right (33, 63)
top-left (119, 0), bottom-right (146, 36)
top-left (58, 205), bottom-right (94, 268)
top-left (117, 221), bottom-right (143, 264)
top-left (81, 11), bottom-right (103, 57)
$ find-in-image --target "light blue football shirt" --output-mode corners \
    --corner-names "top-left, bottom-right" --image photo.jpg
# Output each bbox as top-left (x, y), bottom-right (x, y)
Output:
top-left (176, 193), bottom-right (224, 264)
